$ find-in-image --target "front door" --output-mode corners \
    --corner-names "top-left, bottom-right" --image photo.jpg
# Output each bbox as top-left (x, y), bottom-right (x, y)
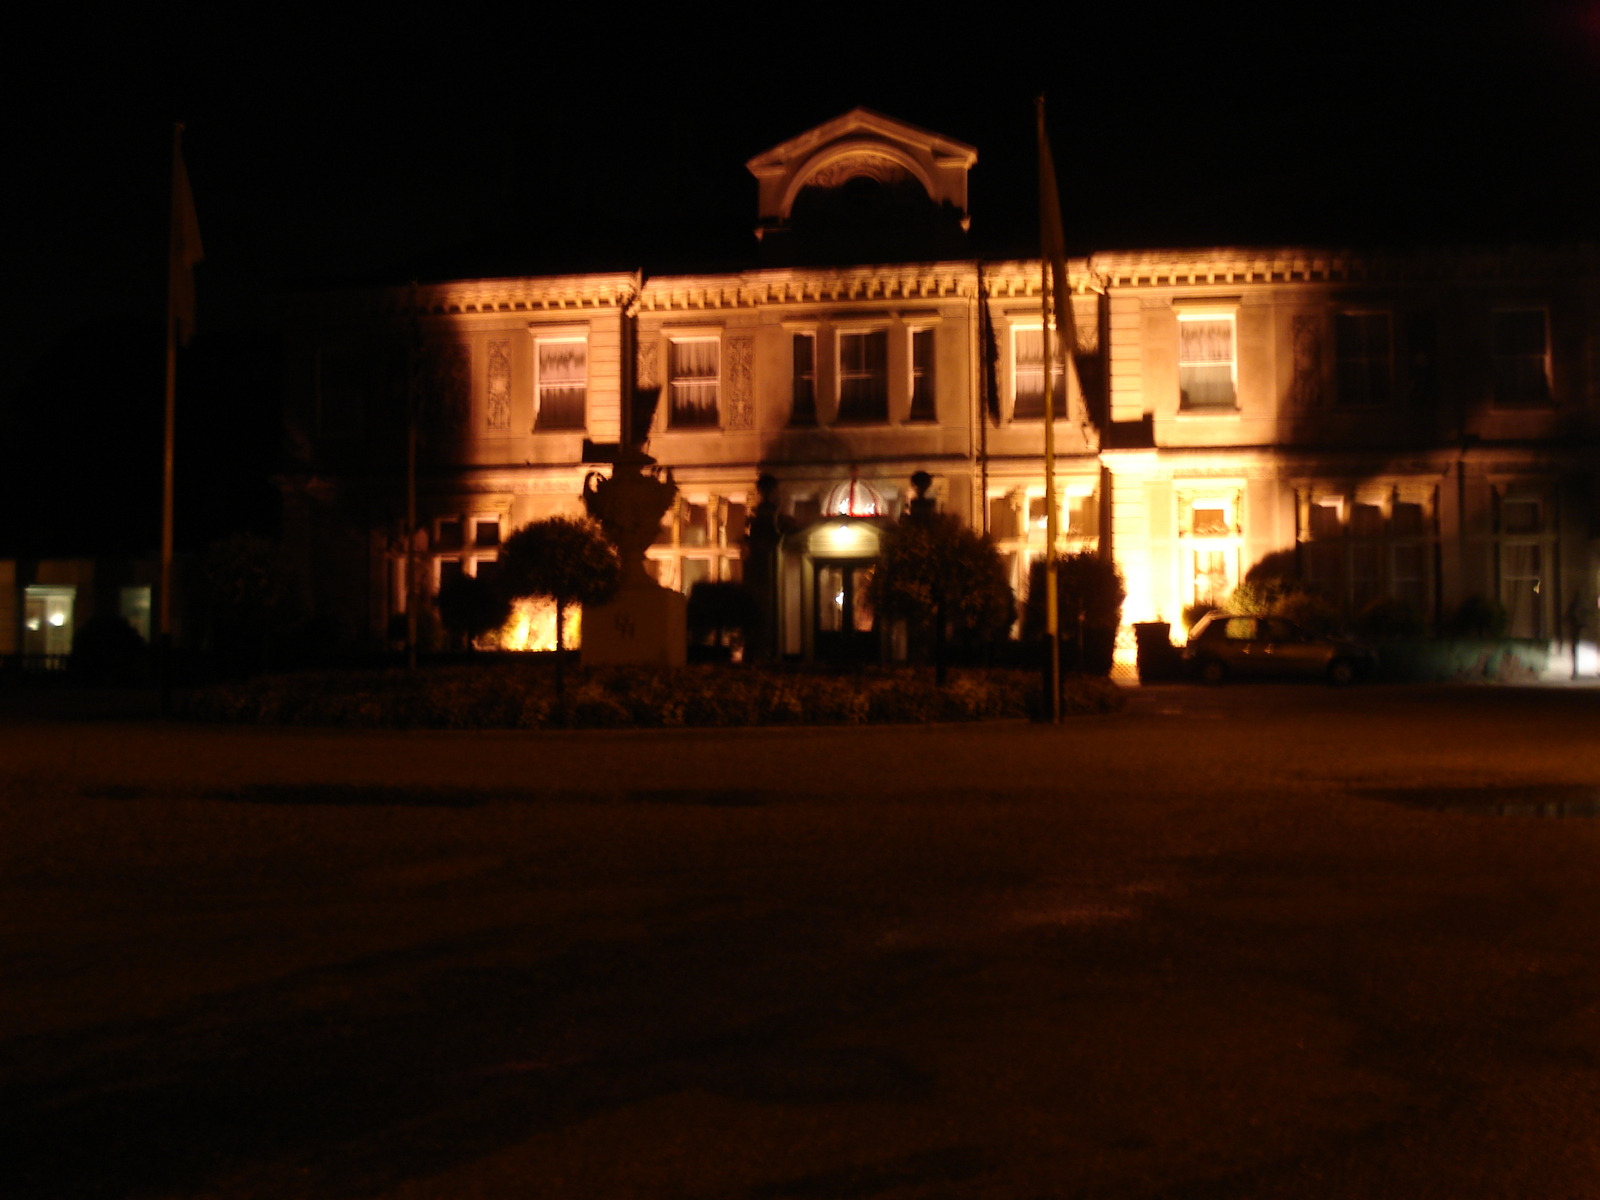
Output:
top-left (815, 561), bottom-right (878, 663)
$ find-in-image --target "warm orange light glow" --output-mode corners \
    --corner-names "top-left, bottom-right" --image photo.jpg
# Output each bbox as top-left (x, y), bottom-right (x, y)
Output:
top-left (494, 597), bottom-right (583, 652)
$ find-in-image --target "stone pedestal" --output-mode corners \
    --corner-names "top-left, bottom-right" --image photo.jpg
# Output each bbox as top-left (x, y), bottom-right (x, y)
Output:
top-left (580, 581), bottom-right (687, 667)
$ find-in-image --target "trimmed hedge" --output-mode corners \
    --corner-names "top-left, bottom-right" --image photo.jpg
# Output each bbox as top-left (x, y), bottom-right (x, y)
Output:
top-left (174, 662), bottom-right (1124, 729)
top-left (1373, 638), bottom-right (1551, 683)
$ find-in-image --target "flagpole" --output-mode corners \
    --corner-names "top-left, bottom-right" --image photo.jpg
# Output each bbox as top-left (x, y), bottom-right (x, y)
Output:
top-left (160, 123), bottom-right (183, 704)
top-left (1038, 97), bottom-right (1061, 723)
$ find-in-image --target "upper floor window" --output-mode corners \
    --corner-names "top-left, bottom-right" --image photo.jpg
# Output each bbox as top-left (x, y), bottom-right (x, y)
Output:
top-left (669, 338), bottom-right (720, 428)
top-left (908, 328), bottom-right (937, 422)
top-left (1010, 326), bottom-right (1063, 421)
top-left (1334, 312), bottom-right (1392, 406)
top-left (1491, 309), bottom-right (1551, 406)
top-left (790, 332), bottom-right (817, 426)
top-left (534, 339), bottom-right (587, 430)
top-left (1178, 314), bottom-right (1236, 410)
top-left (836, 329), bottom-right (889, 423)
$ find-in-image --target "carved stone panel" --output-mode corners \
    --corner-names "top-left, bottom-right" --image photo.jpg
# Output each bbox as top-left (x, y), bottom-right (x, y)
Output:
top-left (1291, 314), bottom-right (1322, 407)
top-left (725, 335), bottom-right (754, 430)
top-left (486, 340), bottom-right (511, 432)
top-left (636, 338), bottom-right (659, 390)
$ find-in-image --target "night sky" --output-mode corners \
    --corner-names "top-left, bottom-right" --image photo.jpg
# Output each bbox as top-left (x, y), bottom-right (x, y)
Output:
top-left (4, 2), bottom-right (1597, 552)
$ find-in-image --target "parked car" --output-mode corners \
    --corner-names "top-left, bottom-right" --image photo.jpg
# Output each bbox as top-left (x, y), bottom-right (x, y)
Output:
top-left (1184, 612), bottom-right (1376, 685)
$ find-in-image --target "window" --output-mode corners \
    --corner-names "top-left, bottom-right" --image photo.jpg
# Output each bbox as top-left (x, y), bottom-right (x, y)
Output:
top-left (23, 585), bottom-right (74, 660)
top-left (1335, 312), bottom-right (1392, 405)
top-left (119, 586), bottom-right (152, 642)
top-left (474, 518), bottom-right (501, 548)
top-left (790, 333), bottom-right (816, 426)
top-left (1178, 314), bottom-right (1236, 410)
top-left (908, 328), bottom-right (936, 421)
top-left (836, 330), bottom-right (888, 423)
top-left (1497, 488), bottom-right (1551, 638)
top-left (534, 339), bottom-right (587, 430)
top-left (435, 518), bottom-right (464, 551)
top-left (645, 493), bottom-right (747, 591)
top-left (1010, 327), bottom-right (1062, 420)
top-left (1192, 503), bottom-right (1230, 537)
top-left (1491, 309), bottom-right (1551, 406)
top-left (669, 339), bottom-right (720, 428)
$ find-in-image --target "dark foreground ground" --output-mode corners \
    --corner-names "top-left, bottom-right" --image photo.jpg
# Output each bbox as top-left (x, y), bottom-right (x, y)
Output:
top-left (2, 683), bottom-right (1598, 1199)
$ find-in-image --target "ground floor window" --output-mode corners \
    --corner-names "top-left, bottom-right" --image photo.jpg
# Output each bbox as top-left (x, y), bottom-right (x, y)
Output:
top-left (23, 586), bottom-right (75, 660)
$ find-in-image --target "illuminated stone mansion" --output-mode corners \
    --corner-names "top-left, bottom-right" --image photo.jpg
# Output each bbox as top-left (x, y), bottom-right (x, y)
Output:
top-left (280, 109), bottom-right (1600, 664)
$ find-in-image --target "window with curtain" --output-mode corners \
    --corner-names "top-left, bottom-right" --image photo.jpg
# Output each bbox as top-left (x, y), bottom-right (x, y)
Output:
top-left (1491, 310), bottom-right (1551, 406)
top-left (908, 328), bottom-right (936, 421)
top-left (670, 339), bottom-right (720, 428)
top-left (535, 340), bottom-right (587, 429)
top-left (1334, 312), bottom-right (1392, 405)
top-left (836, 330), bottom-right (888, 423)
top-left (1011, 327), bottom-right (1063, 420)
top-left (1178, 316), bottom-right (1236, 409)
top-left (790, 332), bottom-right (816, 426)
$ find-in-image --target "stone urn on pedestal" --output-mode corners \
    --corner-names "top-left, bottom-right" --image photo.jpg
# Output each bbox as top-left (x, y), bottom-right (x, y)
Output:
top-left (579, 447), bottom-right (687, 666)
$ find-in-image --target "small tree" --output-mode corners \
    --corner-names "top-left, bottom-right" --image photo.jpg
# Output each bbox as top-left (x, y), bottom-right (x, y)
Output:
top-left (498, 516), bottom-right (620, 696)
top-left (872, 511), bottom-right (1013, 684)
top-left (203, 533), bottom-right (303, 674)
top-left (1023, 551), bottom-right (1127, 674)
top-left (435, 572), bottom-right (512, 651)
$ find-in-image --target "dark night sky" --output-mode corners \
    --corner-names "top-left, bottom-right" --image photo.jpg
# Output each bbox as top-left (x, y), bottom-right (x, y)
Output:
top-left (2, 1), bottom-right (1597, 549)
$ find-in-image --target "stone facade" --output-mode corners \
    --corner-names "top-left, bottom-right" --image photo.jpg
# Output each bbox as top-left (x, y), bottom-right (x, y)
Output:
top-left (280, 112), bottom-right (1600, 665)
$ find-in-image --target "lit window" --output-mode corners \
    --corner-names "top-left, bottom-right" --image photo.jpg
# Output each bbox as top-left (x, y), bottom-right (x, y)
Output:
top-left (909, 328), bottom-right (936, 421)
top-left (790, 333), bottom-right (816, 426)
top-left (836, 330), bottom-right (889, 423)
top-left (1011, 327), bottom-right (1062, 420)
top-left (669, 339), bottom-right (720, 428)
top-left (535, 339), bottom-right (587, 430)
top-left (1491, 310), bottom-right (1550, 406)
top-left (1192, 504), bottom-right (1230, 537)
top-left (1178, 314), bottom-right (1236, 410)
top-left (1334, 313), bottom-right (1392, 405)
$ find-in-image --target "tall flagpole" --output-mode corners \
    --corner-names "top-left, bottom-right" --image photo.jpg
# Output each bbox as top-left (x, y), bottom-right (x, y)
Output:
top-left (160, 124), bottom-right (183, 657)
top-left (1038, 97), bottom-right (1061, 723)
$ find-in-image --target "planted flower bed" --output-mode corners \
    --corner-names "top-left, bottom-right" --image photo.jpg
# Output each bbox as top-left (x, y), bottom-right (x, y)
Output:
top-left (174, 661), bottom-right (1123, 730)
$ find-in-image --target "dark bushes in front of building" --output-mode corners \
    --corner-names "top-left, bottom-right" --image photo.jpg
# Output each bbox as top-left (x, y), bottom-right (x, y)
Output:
top-left (1021, 553), bottom-right (1127, 676)
top-left (175, 661), bottom-right (1124, 729)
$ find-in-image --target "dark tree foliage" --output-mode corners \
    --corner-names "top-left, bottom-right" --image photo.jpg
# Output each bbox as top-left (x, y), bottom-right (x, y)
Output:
top-left (1023, 551), bottom-right (1127, 674)
top-left (435, 572), bottom-right (513, 651)
top-left (687, 580), bottom-right (759, 648)
top-left (499, 516), bottom-right (620, 695)
top-left (872, 511), bottom-right (1013, 683)
top-left (203, 533), bottom-right (304, 673)
top-left (1024, 552), bottom-right (1126, 636)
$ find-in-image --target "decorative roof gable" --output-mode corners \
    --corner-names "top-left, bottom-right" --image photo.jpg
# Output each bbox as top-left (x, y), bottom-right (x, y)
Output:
top-left (745, 108), bottom-right (977, 232)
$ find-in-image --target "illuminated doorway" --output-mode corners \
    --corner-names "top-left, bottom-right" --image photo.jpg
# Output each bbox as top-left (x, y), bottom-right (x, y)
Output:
top-left (815, 560), bottom-right (877, 663)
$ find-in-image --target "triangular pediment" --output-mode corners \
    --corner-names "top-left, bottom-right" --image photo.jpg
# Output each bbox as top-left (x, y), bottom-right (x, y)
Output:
top-left (745, 108), bottom-right (977, 237)
top-left (746, 108), bottom-right (977, 179)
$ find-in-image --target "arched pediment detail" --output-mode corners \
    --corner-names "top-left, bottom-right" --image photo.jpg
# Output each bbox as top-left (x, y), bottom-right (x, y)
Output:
top-left (780, 142), bottom-right (935, 222)
top-left (747, 108), bottom-right (977, 238)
